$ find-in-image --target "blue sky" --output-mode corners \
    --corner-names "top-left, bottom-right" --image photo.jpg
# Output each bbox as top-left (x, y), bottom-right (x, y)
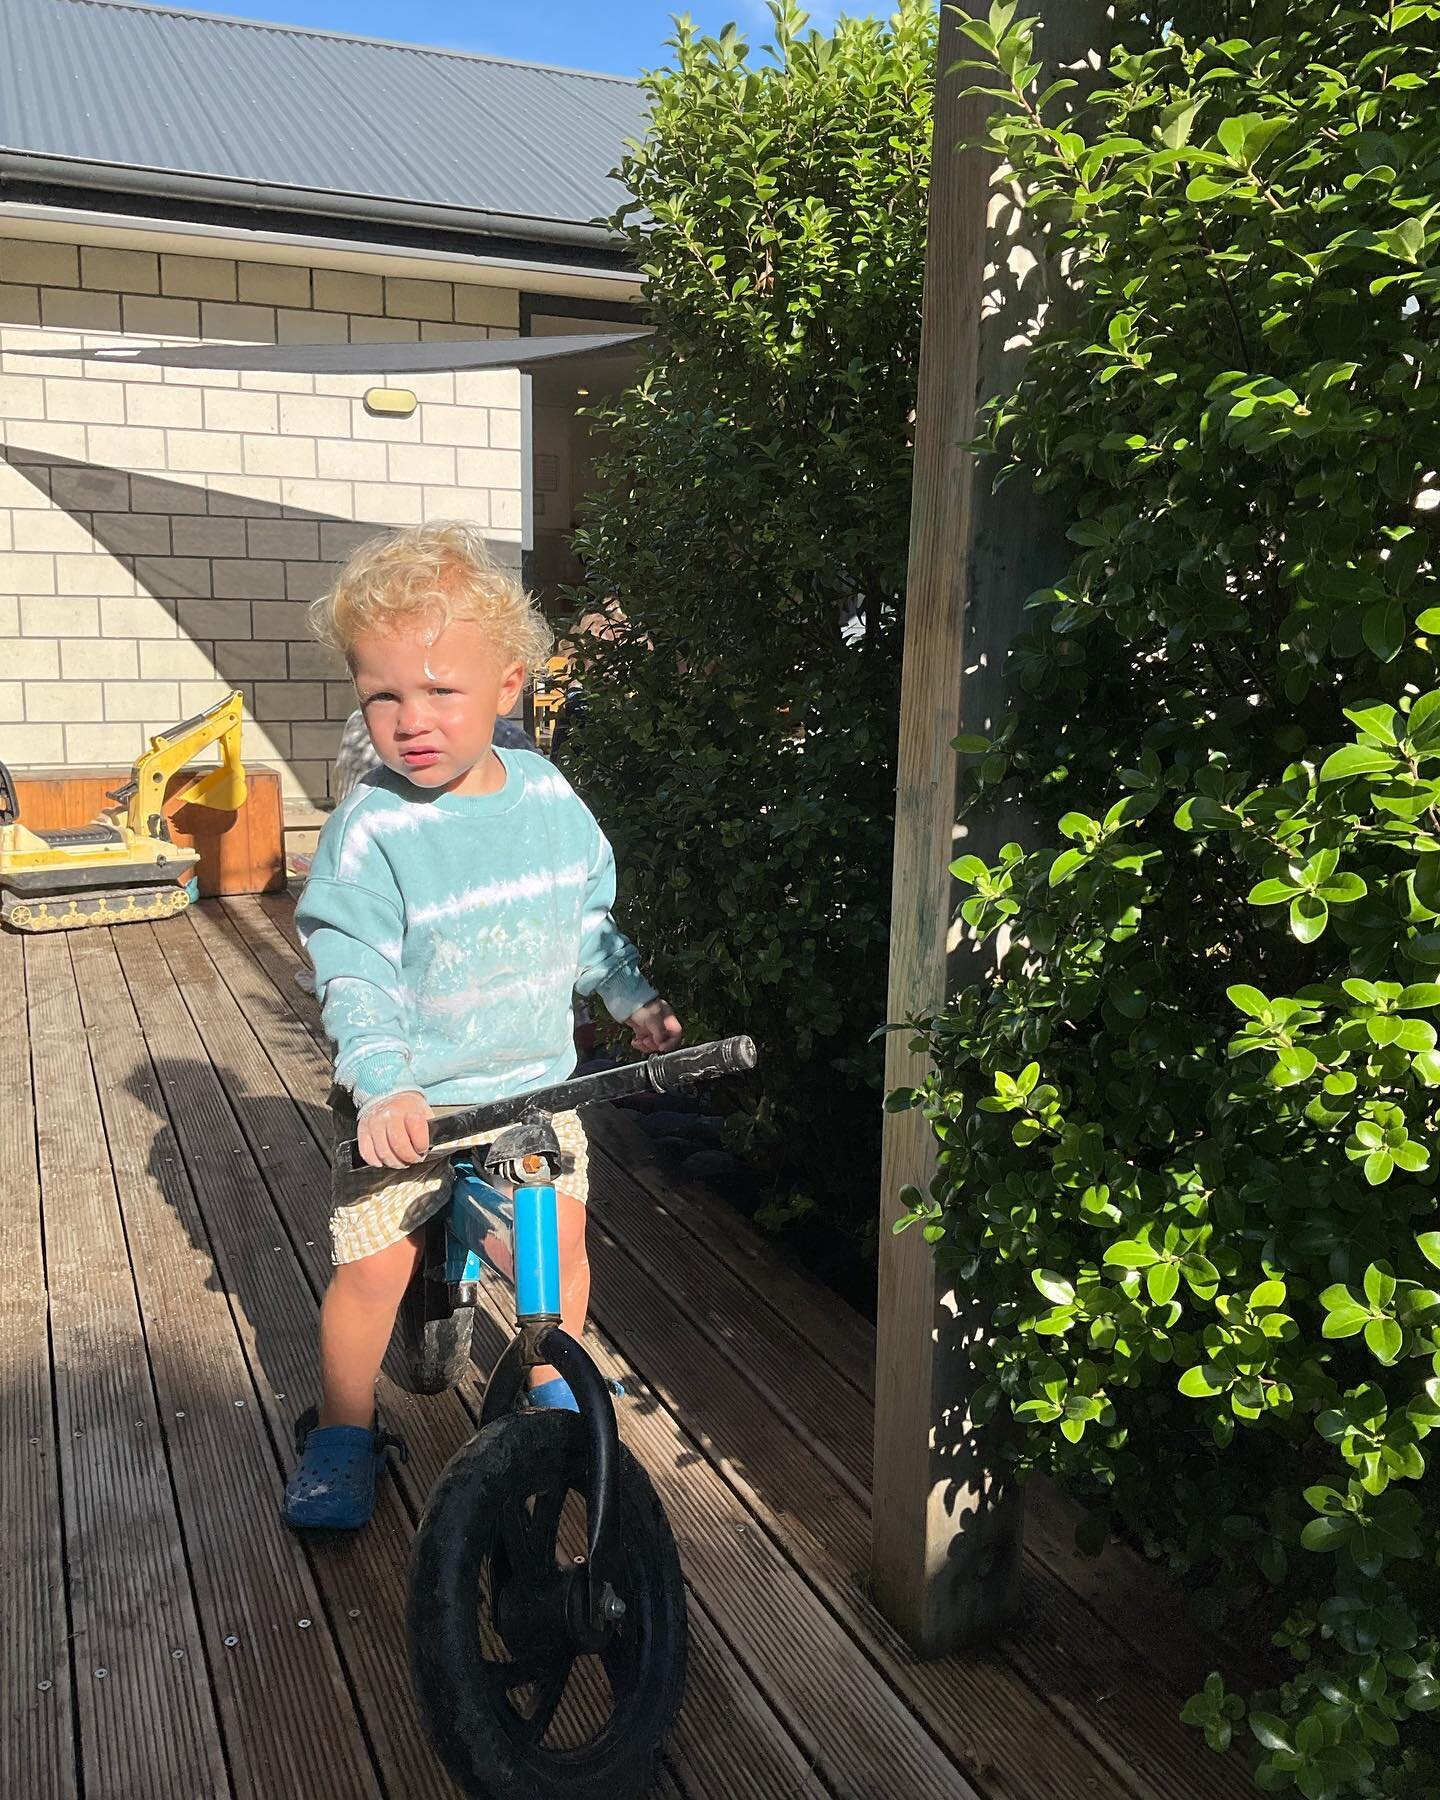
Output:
top-left (178, 2), bottom-right (853, 76)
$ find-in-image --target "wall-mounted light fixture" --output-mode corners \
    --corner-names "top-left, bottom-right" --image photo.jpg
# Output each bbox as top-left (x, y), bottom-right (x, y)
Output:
top-left (363, 387), bottom-right (418, 418)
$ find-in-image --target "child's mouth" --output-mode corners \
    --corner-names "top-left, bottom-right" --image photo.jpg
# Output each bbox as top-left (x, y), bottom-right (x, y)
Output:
top-left (403, 747), bottom-right (441, 767)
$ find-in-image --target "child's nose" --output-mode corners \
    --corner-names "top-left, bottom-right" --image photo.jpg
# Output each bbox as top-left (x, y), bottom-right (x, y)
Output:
top-left (396, 699), bottom-right (430, 734)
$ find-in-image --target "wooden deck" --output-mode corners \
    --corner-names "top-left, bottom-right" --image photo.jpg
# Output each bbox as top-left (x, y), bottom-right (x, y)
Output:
top-left (3, 897), bottom-right (1257, 1800)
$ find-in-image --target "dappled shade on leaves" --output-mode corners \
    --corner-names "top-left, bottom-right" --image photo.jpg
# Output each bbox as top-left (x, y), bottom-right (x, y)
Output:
top-left (896, 3), bottom-right (1440, 1794)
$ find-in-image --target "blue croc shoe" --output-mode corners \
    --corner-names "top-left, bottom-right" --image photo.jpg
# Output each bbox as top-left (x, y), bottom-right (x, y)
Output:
top-left (525, 1376), bottom-right (579, 1412)
top-left (282, 1406), bottom-right (407, 1531)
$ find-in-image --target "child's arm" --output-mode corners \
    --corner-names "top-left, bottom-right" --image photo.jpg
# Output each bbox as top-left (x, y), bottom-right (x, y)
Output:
top-left (296, 874), bottom-right (416, 1110)
top-left (575, 825), bottom-right (683, 1051)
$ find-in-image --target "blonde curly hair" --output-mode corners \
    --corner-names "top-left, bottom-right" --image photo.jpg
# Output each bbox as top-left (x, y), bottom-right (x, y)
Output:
top-left (310, 520), bottom-right (553, 672)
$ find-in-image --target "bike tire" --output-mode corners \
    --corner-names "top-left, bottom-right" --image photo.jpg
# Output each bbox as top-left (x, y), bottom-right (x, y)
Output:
top-left (395, 1270), bottom-right (475, 1394)
top-left (408, 1410), bottom-right (687, 1800)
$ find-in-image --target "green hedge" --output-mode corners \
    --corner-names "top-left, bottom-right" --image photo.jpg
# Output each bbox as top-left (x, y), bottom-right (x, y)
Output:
top-left (564, 1), bottom-right (935, 1237)
top-left (897, 5), bottom-right (1440, 1795)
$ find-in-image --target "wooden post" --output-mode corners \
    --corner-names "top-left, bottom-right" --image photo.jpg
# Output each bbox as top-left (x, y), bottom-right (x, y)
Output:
top-left (872, 0), bottom-right (1104, 1656)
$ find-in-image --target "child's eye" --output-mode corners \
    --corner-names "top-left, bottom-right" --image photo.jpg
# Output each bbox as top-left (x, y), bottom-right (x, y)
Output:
top-left (361, 692), bottom-right (397, 706)
top-left (430, 687), bottom-right (457, 697)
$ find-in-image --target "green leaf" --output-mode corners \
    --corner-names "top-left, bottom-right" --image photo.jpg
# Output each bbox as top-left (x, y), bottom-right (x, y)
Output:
top-left (1365, 1150), bottom-right (1396, 1186)
top-left (1344, 703), bottom-right (1399, 745)
top-left (1105, 1238), bottom-right (1160, 1269)
top-left (1323, 1304), bottom-right (1370, 1338)
top-left (1315, 873), bottom-right (1366, 904)
top-left (1179, 1364), bottom-right (1225, 1398)
top-left (952, 733), bottom-right (992, 755)
top-left (1227, 984), bottom-right (1270, 1018)
top-left (1301, 1515), bottom-right (1351, 1553)
top-left (1291, 894), bottom-right (1329, 943)
top-left (1365, 1316), bottom-right (1404, 1364)
top-left (1186, 173), bottom-right (1233, 202)
top-left (1417, 1232), bottom-right (1440, 1271)
top-left (1319, 744), bottom-right (1395, 782)
top-left (1048, 847), bottom-right (1088, 887)
top-left (1182, 1254), bottom-right (1220, 1297)
top-left (1364, 1262), bottom-right (1397, 1307)
top-left (1248, 877), bottom-right (1299, 906)
top-left (1147, 1260), bottom-right (1180, 1304)
top-left (1407, 691), bottom-right (1440, 750)
top-left (1032, 1269), bottom-right (1075, 1305)
top-left (1363, 599), bottom-right (1406, 663)
top-left (1249, 1714), bottom-right (1292, 1754)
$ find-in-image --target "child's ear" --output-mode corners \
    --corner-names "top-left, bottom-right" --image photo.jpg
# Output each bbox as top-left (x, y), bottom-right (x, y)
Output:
top-left (499, 660), bottom-right (527, 710)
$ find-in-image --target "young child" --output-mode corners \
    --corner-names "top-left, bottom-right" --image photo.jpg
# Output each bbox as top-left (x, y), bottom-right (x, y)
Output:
top-left (285, 520), bottom-right (681, 1530)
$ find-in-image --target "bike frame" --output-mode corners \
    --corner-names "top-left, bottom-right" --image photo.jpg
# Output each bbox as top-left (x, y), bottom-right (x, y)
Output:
top-left (338, 1038), bottom-right (757, 1642)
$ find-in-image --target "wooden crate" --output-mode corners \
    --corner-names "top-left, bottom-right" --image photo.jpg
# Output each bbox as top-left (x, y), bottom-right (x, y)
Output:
top-left (11, 764), bottom-right (286, 898)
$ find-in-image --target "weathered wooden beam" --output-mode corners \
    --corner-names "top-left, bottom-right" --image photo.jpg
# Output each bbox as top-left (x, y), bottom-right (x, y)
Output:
top-left (873, 0), bottom-right (1104, 1657)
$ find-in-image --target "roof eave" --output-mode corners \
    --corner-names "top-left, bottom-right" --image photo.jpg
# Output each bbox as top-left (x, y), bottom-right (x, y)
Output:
top-left (0, 148), bottom-right (626, 256)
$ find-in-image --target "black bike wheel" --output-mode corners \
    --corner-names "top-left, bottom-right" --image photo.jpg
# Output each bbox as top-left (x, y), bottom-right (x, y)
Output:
top-left (395, 1271), bottom-right (475, 1394)
top-left (408, 1411), bottom-right (687, 1800)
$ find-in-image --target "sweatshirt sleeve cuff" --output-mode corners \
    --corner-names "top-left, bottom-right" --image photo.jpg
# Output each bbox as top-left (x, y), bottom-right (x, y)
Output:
top-left (594, 965), bottom-right (659, 1025)
top-left (340, 1049), bottom-right (415, 1107)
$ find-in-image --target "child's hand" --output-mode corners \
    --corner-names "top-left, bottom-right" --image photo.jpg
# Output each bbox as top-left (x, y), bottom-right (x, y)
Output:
top-left (628, 998), bottom-right (683, 1054)
top-left (357, 1090), bottom-right (433, 1169)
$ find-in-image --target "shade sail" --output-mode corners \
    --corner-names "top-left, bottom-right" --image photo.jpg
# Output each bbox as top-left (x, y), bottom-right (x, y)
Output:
top-left (23, 328), bottom-right (652, 375)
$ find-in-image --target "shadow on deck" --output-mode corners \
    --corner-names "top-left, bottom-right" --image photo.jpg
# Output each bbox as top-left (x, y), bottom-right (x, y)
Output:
top-left (3, 898), bottom-right (1256, 1800)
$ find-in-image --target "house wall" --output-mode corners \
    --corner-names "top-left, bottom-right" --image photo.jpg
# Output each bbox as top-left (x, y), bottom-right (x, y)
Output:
top-left (0, 231), bottom-right (525, 800)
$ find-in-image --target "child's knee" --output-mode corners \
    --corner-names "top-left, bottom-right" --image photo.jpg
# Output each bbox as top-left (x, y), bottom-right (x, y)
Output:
top-left (332, 1235), bottom-right (418, 1305)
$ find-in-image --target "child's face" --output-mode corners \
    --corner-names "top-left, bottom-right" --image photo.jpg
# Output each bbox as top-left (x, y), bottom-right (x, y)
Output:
top-left (350, 618), bottom-right (526, 796)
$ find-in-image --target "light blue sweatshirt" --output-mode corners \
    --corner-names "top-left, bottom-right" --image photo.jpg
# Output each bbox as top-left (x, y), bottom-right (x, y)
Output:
top-left (296, 749), bottom-right (658, 1109)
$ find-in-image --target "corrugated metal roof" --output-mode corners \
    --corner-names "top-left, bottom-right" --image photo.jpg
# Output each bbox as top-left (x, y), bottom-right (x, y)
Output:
top-left (0, 0), bottom-right (650, 236)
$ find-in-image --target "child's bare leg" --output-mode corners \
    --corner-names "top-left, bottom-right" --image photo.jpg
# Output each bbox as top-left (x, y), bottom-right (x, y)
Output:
top-left (528, 1188), bottom-right (590, 1391)
top-left (319, 1232), bottom-right (422, 1427)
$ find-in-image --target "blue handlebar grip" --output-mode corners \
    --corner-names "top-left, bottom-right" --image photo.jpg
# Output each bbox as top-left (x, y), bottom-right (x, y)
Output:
top-left (514, 1183), bottom-right (562, 1322)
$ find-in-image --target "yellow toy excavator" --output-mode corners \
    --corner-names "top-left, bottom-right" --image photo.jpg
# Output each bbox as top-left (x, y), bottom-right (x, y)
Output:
top-left (0, 691), bottom-right (246, 933)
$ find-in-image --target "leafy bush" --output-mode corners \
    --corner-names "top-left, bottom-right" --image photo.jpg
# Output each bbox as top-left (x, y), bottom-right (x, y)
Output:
top-left (565, 1), bottom-right (934, 1235)
top-left (897, 5), bottom-right (1440, 1793)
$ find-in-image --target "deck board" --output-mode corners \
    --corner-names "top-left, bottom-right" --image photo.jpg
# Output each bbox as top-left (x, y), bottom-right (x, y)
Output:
top-left (0, 928), bottom-right (78, 1800)
top-left (0, 896), bottom-right (1263, 1800)
top-left (123, 920), bottom-right (459, 1799)
top-left (25, 934), bottom-right (230, 1800)
top-left (67, 927), bottom-right (379, 1800)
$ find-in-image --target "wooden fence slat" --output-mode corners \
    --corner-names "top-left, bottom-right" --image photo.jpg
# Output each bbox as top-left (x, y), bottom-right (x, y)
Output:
top-left (0, 928), bottom-right (78, 1800)
top-left (67, 928), bottom-right (381, 1800)
top-left (25, 934), bottom-right (230, 1800)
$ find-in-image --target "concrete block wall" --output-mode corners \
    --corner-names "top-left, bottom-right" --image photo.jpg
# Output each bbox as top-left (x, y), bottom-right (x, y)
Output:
top-left (0, 234), bottom-right (525, 799)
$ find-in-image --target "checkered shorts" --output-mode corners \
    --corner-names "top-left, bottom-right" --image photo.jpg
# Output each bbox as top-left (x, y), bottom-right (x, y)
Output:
top-left (328, 1087), bottom-right (590, 1265)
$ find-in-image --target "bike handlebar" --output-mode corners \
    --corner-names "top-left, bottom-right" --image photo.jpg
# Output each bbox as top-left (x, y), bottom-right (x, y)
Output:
top-left (338, 1035), bottom-right (757, 1172)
